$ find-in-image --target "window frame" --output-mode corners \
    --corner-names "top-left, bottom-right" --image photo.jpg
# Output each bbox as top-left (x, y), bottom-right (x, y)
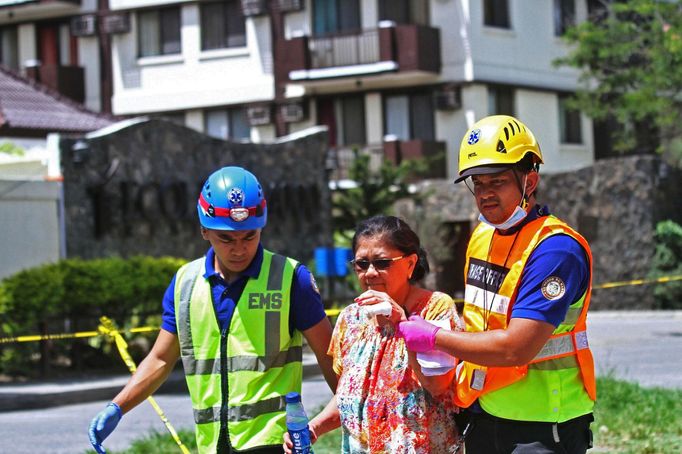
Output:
top-left (558, 93), bottom-right (582, 144)
top-left (487, 85), bottom-right (515, 116)
top-left (383, 90), bottom-right (436, 141)
top-left (204, 107), bottom-right (251, 141)
top-left (553, 0), bottom-right (576, 36)
top-left (200, 0), bottom-right (247, 51)
top-left (483, 0), bottom-right (511, 29)
top-left (137, 6), bottom-right (182, 58)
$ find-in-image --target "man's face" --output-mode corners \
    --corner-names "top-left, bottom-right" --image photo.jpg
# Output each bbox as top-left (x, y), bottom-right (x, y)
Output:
top-left (201, 228), bottom-right (261, 275)
top-left (471, 169), bottom-right (530, 224)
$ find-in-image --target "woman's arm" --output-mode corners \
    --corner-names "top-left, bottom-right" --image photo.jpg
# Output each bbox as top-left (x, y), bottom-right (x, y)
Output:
top-left (283, 395), bottom-right (341, 453)
top-left (406, 349), bottom-right (456, 397)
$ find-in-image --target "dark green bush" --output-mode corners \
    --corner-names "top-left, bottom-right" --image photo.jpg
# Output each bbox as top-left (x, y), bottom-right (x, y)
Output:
top-left (0, 256), bottom-right (186, 377)
top-left (649, 220), bottom-right (682, 309)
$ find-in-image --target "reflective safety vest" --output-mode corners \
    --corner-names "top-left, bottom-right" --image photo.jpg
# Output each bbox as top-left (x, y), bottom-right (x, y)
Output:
top-left (455, 215), bottom-right (596, 422)
top-left (174, 250), bottom-right (303, 453)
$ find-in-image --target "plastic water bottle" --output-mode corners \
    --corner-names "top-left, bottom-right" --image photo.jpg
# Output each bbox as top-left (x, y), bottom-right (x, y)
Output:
top-left (285, 391), bottom-right (314, 454)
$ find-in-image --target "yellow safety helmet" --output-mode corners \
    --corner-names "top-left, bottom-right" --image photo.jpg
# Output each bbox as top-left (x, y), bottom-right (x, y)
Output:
top-left (455, 115), bottom-right (543, 183)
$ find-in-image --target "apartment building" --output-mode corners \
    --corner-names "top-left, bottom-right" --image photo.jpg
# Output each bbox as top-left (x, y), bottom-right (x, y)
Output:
top-left (0, 0), bottom-right (602, 179)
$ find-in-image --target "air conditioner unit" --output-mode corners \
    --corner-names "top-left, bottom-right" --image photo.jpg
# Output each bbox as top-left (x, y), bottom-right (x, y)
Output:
top-left (71, 15), bottom-right (97, 37)
top-left (247, 105), bottom-right (272, 126)
top-left (435, 85), bottom-right (462, 111)
top-left (101, 13), bottom-right (131, 35)
top-left (280, 102), bottom-right (306, 123)
top-left (241, 0), bottom-right (267, 16)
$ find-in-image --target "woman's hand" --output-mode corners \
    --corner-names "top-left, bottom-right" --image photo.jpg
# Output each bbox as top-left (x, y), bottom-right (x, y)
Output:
top-left (282, 426), bottom-right (318, 454)
top-left (355, 290), bottom-right (407, 324)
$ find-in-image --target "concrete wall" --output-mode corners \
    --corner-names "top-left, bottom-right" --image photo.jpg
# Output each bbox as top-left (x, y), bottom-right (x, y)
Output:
top-left (396, 155), bottom-right (682, 310)
top-left (0, 180), bottom-right (63, 280)
top-left (59, 119), bottom-right (332, 264)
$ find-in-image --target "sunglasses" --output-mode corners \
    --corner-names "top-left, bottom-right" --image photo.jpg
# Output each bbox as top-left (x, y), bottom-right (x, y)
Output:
top-left (351, 255), bottom-right (406, 271)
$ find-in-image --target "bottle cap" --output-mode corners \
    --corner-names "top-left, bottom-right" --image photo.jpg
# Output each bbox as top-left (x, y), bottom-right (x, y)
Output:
top-left (285, 391), bottom-right (302, 403)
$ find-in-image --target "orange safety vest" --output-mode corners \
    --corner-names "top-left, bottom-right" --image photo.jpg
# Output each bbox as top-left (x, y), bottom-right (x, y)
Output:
top-left (455, 215), bottom-right (597, 409)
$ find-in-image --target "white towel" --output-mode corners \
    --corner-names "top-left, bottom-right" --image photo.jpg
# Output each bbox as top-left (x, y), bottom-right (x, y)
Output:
top-left (416, 319), bottom-right (457, 376)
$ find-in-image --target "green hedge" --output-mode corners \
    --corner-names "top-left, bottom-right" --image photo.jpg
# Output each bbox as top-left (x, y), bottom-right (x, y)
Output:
top-left (649, 220), bottom-right (682, 309)
top-left (0, 256), bottom-right (186, 377)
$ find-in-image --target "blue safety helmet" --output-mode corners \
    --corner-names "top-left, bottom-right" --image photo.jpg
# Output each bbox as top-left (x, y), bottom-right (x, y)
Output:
top-left (197, 166), bottom-right (267, 231)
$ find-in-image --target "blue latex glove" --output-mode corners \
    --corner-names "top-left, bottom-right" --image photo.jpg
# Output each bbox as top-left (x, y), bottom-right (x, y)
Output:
top-left (88, 402), bottom-right (122, 454)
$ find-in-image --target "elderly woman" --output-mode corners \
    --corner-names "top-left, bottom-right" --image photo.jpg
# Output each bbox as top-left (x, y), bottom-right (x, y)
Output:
top-left (284, 215), bottom-right (461, 453)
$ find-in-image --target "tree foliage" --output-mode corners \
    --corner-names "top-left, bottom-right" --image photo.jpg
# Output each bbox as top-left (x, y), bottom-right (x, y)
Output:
top-left (649, 220), bottom-right (682, 309)
top-left (331, 151), bottom-right (427, 242)
top-left (556, 0), bottom-right (682, 161)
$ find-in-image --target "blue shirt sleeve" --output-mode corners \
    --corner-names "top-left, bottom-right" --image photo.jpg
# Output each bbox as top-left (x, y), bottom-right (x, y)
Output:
top-left (290, 264), bottom-right (327, 332)
top-left (511, 234), bottom-right (589, 327)
top-left (161, 274), bottom-right (178, 334)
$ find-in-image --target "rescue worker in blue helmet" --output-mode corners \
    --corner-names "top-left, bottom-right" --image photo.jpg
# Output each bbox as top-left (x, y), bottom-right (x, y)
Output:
top-left (89, 166), bottom-right (338, 454)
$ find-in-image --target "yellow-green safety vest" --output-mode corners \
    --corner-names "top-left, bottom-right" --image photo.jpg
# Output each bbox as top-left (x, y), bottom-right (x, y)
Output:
top-left (174, 250), bottom-right (303, 453)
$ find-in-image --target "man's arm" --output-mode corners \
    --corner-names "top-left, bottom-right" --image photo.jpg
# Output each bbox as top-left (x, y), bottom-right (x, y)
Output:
top-left (112, 329), bottom-right (181, 413)
top-left (302, 318), bottom-right (338, 393)
top-left (434, 317), bottom-right (556, 367)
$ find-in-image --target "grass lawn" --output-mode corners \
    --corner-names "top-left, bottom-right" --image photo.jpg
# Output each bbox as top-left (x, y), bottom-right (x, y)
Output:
top-left (90, 377), bottom-right (682, 454)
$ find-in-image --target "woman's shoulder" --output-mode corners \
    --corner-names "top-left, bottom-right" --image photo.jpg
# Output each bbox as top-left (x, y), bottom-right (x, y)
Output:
top-left (337, 302), bottom-right (366, 324)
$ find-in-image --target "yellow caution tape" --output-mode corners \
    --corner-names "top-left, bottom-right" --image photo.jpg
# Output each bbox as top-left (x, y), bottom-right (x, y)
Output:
top-left (98, 317), bottom-right (191, 454)
top-left (0, 331), bottom-right (100, 344)
top-left (2, 274), bottom-right (680, 345)
top-left (594, 274), bottom-right (682, 289)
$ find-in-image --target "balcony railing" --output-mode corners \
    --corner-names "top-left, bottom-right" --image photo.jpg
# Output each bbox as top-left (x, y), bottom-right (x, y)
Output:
top-left (309, 29), bottom-right (380, 69)
top-left (25, 64), bottom-right (85, 103)
top-left (328, 144), bottom-right (384, 181)
top-left (281, 23), bottom-right (440, 81)
top-left (328, 139), bottom-right (446, 181)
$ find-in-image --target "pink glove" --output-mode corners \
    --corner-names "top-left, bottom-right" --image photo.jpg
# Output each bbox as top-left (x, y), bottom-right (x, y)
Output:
top-left (396, 315), bottom-right (441, 352)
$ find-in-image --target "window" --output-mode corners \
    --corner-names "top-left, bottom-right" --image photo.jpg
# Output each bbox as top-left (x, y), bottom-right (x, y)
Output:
top-left (484, 0), bottom-right (510, 28)
top-left (384, 92), bottom-right (435, 141)
top-left (138, 7), bottom-right (181, 57)
top-left (559, 94), bottom-right (582, 144)
top-left (378, 0), bottom-right (428, 25)
top-left (201, 1), bottom-right (246, 50)
top-left (0, 26), bottom-right (19, 71)
top-left (488, 85), bottom-right (514, 116)
top-left (554, 0), bottom-right (575, 36)
top-left (205, 108), bottom-right (250, 141)
top-left (313, 0), bottom-right (360, 36)
top-left (316, 96), bottom-right (366, 147)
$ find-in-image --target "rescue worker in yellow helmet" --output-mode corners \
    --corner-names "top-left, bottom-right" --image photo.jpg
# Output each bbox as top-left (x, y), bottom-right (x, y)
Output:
top-left (398, 115), bottom-right (596, 453)
top-left (89, 167), bottom-right (338, 454)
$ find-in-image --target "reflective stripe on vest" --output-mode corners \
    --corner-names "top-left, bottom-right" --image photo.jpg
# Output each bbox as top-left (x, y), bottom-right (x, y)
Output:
top-left (175, 251), bottom-right (303, 452)
top-left (455, 216), bottom-right (596, 416)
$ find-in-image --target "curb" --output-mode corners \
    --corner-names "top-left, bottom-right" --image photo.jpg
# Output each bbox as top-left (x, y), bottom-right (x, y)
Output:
top-left (0, 355), bottom-right (323, 413)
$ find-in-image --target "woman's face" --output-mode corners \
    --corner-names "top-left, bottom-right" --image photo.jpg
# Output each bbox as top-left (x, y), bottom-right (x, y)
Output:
top-left (353, 235), bottom-right (416, 298)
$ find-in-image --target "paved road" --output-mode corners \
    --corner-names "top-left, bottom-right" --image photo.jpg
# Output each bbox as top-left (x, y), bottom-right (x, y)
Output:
top-left (587, 311), bottom-right (682, 388)
top-left (0, 375), bottom-right (334, 454)
top-left (0, 311), bottom-right (680, 453)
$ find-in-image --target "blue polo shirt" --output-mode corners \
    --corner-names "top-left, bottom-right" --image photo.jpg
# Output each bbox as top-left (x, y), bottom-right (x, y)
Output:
top-left (500, 205), bottom-right (590, 327)
top-left (161, 244), bottom-right (326, 335)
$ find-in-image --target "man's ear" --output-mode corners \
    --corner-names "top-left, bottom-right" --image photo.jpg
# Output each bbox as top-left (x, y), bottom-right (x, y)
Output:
top-left (200, 227), bottom-right (209, 240)
top-left (526, 171), bottom-right (540, 194)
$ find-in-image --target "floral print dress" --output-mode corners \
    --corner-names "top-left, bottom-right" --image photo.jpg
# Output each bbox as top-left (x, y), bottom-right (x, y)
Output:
top-left (329, 291), bottom-right (461, 453)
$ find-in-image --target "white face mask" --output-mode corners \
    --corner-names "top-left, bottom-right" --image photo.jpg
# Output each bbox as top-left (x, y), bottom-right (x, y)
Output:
top-left (477, 174), bottom-right (529, 230)
top-left (478, 205), bottom-right (528, 230)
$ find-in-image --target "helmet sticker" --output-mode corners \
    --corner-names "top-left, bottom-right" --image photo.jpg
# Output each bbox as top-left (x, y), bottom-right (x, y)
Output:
top-left (467, 129), bottom-right (481, 145)
top-left (229, 208), bottom-right (249, 222)
top-left (541, 276), bottom-right (566, 300)
top-left (228, 187), bottom-right (245, 206)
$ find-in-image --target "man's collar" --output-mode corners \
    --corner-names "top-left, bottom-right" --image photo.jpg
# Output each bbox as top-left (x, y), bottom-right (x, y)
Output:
top-left (203, 244), bottom-right (264, 281)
